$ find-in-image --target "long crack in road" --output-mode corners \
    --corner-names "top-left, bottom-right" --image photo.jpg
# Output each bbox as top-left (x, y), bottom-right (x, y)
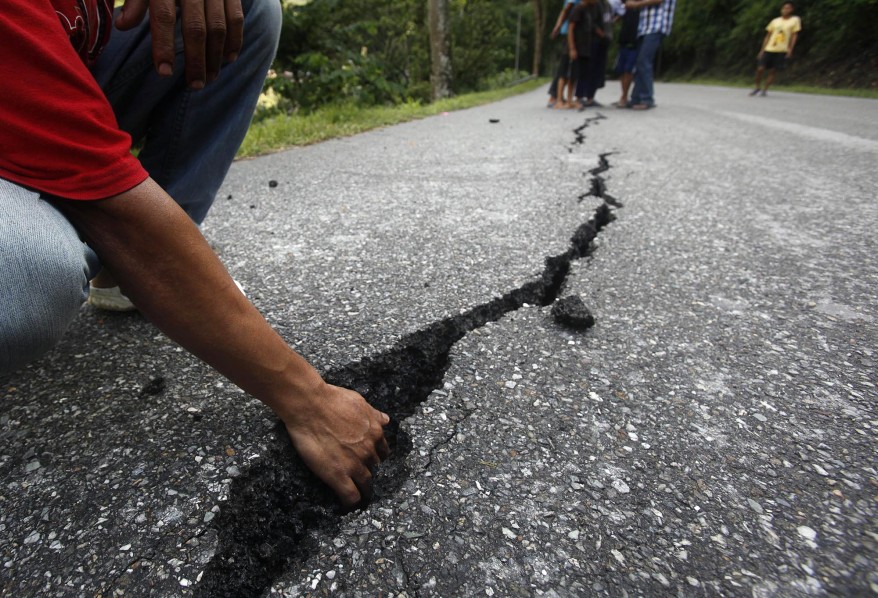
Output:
top-left (194, 114), bottom-right (618, 597)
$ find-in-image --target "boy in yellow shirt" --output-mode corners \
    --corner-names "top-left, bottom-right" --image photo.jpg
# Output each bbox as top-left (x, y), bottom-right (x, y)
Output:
top-left (751, 1), bottom-right (802, 96)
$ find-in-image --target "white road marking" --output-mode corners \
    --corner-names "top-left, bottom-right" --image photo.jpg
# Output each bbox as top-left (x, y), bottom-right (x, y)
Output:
top-left (718, 111), bottom-right (878, 153)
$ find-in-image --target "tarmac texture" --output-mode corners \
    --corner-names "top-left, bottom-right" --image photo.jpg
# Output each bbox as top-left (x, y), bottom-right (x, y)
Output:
top-left (1, 83), bottom-right (877, 596)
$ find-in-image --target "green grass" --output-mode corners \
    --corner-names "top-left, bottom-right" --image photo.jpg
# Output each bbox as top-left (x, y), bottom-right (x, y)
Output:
top-left (665, 76), bottom-right (878, 99)
top-left (238, 78), bottom-right (548, 158)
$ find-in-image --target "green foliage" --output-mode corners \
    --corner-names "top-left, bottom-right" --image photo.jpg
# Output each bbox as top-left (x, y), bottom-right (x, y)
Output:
top-left (450, 0), bottom-right (530, 91)
top-left (270, 0), bottom-right (537, 111)
top-left (803, 0), bottom-right (878, 62)
top-left (274, 0), bottom-right (419, 110)
top-left (482, 68), bottom-right (534, 89)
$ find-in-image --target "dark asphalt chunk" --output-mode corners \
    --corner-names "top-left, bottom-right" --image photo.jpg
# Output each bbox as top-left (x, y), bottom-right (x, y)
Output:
top-left (551, 295), bottom-right (595, 330)
top-left (139, 376), bottom-right (166, 397)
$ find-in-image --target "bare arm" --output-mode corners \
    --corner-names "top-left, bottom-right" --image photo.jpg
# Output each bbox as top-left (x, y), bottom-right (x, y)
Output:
top-left (552, 3), bottom-right (573, 38)
top-left (568, 19), bottom-right (577, 60)
top-left (57, 178), bottom-right (390, 507)
top-left (595, 14), bottom-right (607, 39)
top-left (625, 0), bottom-right (663, 9)
top-left (787, 31), bottom-right (798, 56)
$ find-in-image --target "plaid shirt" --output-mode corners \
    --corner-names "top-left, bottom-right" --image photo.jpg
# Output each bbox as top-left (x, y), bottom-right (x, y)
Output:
top-left (638, 0), bottom-right (677, 37)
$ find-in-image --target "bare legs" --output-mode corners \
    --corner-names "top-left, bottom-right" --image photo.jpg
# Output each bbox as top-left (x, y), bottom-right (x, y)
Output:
top-left (754, 66), bottom-right (766, 89)
top-left (619, 72), bottom-right (633, 105)
top-left (556, 77), bottom-right (577, 109)
top-left (753, 66), bottom-right (776, 94)
top-left (764, 68), bottom-right (777, 92)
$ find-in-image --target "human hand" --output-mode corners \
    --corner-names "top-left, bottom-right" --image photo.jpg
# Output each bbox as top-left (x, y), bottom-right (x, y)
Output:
top-left (786, 50), bottom-right (793, 58)
top-left (115, 0), bottom-right (244, 89)
top-left (551, 26), bottom-right (559, 39)
top-left (60, 179), bottom-right (387, 506)
top-left (757, 50), bottom-right (765, 59)
top-left (624, 0), bottom-right (638, 9)
top-left (570, 49), bottom-right (577, 60)
top-left (284, 384), bottom-right (391, 508)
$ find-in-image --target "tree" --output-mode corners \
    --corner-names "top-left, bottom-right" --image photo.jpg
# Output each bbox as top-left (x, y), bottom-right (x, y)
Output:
top-left (429, 0), bottom-right (453, 99)
top-left (532, 0), bottom-right (544, 75)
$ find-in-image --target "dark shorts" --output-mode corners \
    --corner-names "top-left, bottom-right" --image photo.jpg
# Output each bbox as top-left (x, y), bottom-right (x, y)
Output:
top-left (571, 56), bottom-right (588, 83)
top-left (614, 46), bottom-right (638, 74)
top-left (759, 51), bottom-right (786, 70)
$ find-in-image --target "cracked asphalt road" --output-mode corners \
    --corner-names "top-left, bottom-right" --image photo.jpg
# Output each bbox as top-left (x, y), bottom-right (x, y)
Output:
top-left (2, 83), bottom-right (877, 596)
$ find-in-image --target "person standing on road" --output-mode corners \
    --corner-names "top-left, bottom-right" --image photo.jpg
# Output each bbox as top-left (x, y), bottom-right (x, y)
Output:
top-left (751, 2), bottom-right (802, 97)
top-left (568, 0), bottom-right (597, 108)
top-left (0, 0), bottom-right (390, 508)
top-left (548, 0), bottom-right (581, 109)
top-left (624, 0), bottom-right (677, 110)
top-left (613, 3), bottom-right (640, 107)
top-left (576, 0), bottom-right (623, 108)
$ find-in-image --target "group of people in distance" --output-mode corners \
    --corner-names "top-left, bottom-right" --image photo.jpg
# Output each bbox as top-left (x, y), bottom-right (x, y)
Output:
top-left (546, 0), bottom-right (802, 110)
top-left (547, 0), bottom-right (676, 111)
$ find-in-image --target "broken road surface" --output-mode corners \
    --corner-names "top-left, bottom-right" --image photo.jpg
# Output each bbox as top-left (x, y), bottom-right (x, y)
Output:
top-left (1, 84), bottom-right (877, 596)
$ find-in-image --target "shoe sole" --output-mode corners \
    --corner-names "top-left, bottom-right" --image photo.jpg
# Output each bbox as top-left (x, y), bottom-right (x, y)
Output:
top-left (87, 279), bottom-right (246, 312)
top-left (88, 285), bottom-right (136, 312)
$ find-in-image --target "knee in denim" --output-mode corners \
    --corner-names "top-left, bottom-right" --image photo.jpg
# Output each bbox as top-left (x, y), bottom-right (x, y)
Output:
top-left (0, 233), bottom-right (90, 374)
top-left (243, 0), bottom-right (282, 57)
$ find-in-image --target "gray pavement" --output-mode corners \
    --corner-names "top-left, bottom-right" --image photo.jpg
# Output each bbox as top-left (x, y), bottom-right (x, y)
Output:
top-left (1, 83), bottom-right (877, 596)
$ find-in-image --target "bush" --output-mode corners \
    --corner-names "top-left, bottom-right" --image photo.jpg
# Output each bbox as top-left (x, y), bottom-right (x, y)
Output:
top-left (270, 0), bottom-right (537, 110)
top-left (273, 0), bottom-right (426, 110)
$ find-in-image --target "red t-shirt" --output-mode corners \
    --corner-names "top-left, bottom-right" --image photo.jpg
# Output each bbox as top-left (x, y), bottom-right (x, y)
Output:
top-left (0, 0), bottom-right (148, 200)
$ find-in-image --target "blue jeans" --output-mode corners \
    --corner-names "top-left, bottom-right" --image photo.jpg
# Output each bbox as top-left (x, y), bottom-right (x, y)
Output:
top-left (630, 32), bottom-right (664, 107)
top-left (92, 0), bottom-right (282, 224)
top-left (0, 180), bottom-right (100, 373)
top-left (0, 0), bottom-right (280, 374)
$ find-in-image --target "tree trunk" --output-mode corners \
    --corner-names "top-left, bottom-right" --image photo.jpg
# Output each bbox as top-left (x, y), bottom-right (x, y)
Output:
top-left (532, 0), bottom-right (544, 76)
top-left (428, 0), bottom-right (452, 100)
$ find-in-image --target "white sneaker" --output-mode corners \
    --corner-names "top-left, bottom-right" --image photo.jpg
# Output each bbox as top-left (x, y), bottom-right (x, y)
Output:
top-left (88, 284), bottom-right (136, 311)
top-left (87, 279), bottom-right (246, 312)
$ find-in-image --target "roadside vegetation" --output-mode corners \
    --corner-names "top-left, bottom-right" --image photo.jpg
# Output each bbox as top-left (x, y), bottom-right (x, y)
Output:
top-left (264, 0), bottom-right (540, 112)
top-left (240, 0), bottom-right (544, 156)
top-left (240, 78), bottom-right (545, 158)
